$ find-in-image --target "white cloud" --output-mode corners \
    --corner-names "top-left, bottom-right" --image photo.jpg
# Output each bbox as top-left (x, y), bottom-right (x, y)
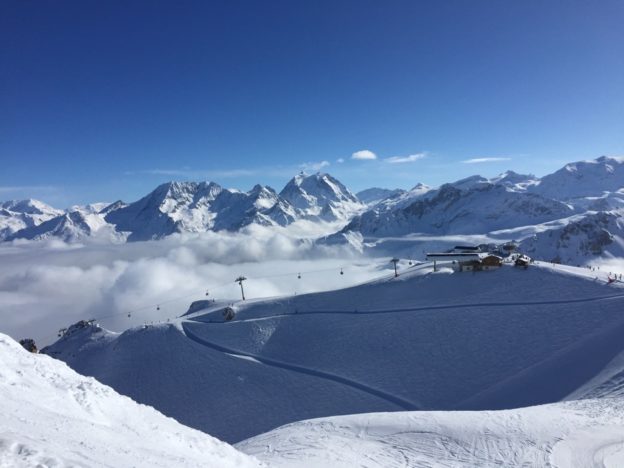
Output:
top-left (351, 150), bottom-right (377, 160)
top-left (336, 158), bottom-right (345, 164)
top-left (462, 157), bottom-right (512, 164)
top-left (384, 153), bottom-right (426, 164)
top-left (300, 161), bottom-right (330, 172)
top-left (0, 228), bottom-right (384, 347)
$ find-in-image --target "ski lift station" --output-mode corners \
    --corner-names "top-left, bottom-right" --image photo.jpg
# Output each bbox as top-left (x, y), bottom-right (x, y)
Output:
top-left (426, 252), bottom-right (503, 272)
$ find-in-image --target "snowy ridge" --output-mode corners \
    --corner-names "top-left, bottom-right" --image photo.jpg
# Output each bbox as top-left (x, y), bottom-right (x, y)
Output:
top-left (532, 155), bottom-right (624, 201)
top-left (336, 182), bottom-right (573, 238)
top-left (0, 199), bottom-right (62, 240)
top-left (519, 211), bottom-right (624, 263)
top-left (6, 210), bottom-right (125, 242)
top-left (0, 332), bottom-right (259, 468)
top-left (355, 187), bottom-right (406, 206)
top-left (279, 172), bottom-right (364, 220)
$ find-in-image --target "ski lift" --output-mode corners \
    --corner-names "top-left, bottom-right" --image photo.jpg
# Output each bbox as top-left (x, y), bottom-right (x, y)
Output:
top-left (340, 268), bottom-right (344, 275)
top-left (127, 312), bottom-right (131, 318)
top-left (297, 273), bottom-right (301, 279)
top-left (156, 305), bottom-right (160, 311)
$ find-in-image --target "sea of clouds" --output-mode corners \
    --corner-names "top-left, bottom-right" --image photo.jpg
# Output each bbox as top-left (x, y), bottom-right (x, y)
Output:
top-left (0, 225), bottom-right (391, 346)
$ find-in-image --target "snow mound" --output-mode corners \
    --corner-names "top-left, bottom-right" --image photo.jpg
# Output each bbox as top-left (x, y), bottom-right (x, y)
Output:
top-left (0, 332), bottom-right (259, 468)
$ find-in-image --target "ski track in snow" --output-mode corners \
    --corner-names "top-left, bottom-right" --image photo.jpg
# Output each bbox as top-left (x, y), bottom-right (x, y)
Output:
top-left (182, 322), bottom-right (419, 411)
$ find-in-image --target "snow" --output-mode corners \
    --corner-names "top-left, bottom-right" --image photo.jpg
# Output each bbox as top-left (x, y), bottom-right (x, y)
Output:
top-left (238, 398), bottom-right (624, 467)
top-left (355, 187), bottom-right (406, 206)
top-left (5, 155), bottom-right (624, 466)
top-left (0, 199), bottom-right (63, 240)
top-left (337, 183), bottom-right (573, 239)
top-left (40, 262), bottom-right (624, 449)
top-left (279, 172), bottom-right (364, 220)
top-left (533, 155), bottom-right (624, 201)
top-left (0, 332), bottom-right (259, 468)
top-left (42, 323), bottom-right (400, 443)
top-left (4, 156), bottom-right (624, 268)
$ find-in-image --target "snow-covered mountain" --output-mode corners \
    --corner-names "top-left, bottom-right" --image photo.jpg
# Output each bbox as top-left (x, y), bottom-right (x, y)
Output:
top-left (6, 209), bottom-right (124, 242)
top-left (0, 199), bottom-right (62, 240)
top-left (279, 172), bottom-right (364, 220)
top-left (0, 332), bottom-right (259, 467)
top-left (356, 187), bottom-right (406, 206)
top-left (320, 157), bottom-right (624, 264)
top-left (41, 263), bottom-right (624, 446)
top-left (103, 181), bottom-right (302, 241)
top-left (519, 211), bottom-right (624, 264)
top-left (104, 181), bottom-right (222, 241)
top-left (3, 172), bottom-right (364, 242)
top-left (532, 155), bottom-right (624, 201)
top-left (5, 157), bottom-right (624, 265)
top-left (337, 182), bottom-right (573, 238)
top-left (490, 170), bottom-right (539, 191)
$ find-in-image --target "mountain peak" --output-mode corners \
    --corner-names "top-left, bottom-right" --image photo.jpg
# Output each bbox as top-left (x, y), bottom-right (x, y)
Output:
top-left (0, 199), bottom-right (61, 216)
top-left (534, 155), bottom-right (624, 199)
top-left (280, 172), bottom-right (361, 219)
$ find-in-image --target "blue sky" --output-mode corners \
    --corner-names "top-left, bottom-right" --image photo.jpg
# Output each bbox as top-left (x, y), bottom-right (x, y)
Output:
top-left (1, 0), bottom-right (623, 207)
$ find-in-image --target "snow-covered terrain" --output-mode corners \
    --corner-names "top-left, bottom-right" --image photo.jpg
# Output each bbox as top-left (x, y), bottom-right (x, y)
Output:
top-left (39, 262), bottom-right (624, 452)
top-left (0, 332), bottom-right (259, 468)
top-left (5, 155), bottom-right (624, 467)
top-left (337, 183), bottom-right (572, 237)
top-left (0, 199), bottom-right (62, 240)
top-left (532, 155), bottom-right (624, 201)
top-left (320, 156), bottom-right (624, 265)
top-left (279, 172), bottom-right (364, 220)
top-left (239, 398), bottom-right (624, 467)
top-left (356, 187), bottom-right (406, 207)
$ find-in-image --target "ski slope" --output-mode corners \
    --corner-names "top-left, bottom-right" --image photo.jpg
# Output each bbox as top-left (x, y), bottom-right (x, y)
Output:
top-left (42, 323), bottom-right (401, 443)
top-left (0, 333), bottom-right (259, 468)
top-left (42, 261), bottom-right (624, 451)
top-left (184, 262), bottom-right (624, 411)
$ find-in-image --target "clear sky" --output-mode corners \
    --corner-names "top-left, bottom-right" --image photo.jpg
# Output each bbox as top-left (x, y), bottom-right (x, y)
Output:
top-left (1, 0), bottom-right (623, 207)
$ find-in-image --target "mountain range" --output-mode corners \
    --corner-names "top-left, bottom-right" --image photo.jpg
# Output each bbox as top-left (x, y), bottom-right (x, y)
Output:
top-left (3, 156), bottom-right (624, 263)
top-left (1, 172), bottom-right (365, 242)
